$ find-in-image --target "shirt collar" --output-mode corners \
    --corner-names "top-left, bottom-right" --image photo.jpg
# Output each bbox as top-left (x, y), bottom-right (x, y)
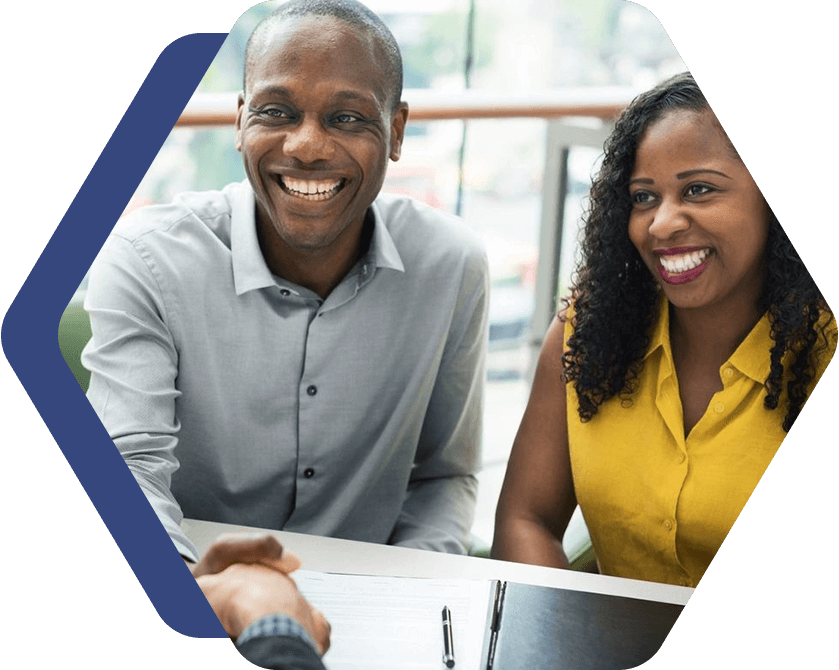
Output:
top-left (643, 291), bottom-right (771, 383)
top-left (643, 293), bottom-right (670, 362)
top-left (728, 312), bottom-right (772, 383)
top-left (231, 182), bottom-right (404, 296)
top-left (366, 199), bottom-right (405, 273)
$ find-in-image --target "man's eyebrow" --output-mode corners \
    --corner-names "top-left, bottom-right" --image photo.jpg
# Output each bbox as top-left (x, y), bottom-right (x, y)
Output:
top-left (247, 87), bottom-right (380, 107)
top-left (331, 90), bottom-right (381, 107)
top-left (247, 85), bottom-right (293, 102)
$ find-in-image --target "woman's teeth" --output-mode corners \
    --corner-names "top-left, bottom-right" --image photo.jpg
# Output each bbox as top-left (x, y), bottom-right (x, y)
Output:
top-left (659, 248), bottom-right (710, 274)
top-left (281, 177), bottom-right (343, 200)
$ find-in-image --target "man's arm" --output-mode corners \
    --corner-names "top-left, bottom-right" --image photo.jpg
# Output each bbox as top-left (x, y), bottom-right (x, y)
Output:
top-left (388, 249), bottom-right (489, 554)
top-left (195, 534), bottom-right (330, 670)
top-left (82, 233), bottom-right (198, 561)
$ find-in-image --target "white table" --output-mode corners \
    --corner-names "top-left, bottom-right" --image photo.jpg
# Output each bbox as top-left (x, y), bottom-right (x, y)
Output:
top-left (183, 518), bottom-right (692, 606)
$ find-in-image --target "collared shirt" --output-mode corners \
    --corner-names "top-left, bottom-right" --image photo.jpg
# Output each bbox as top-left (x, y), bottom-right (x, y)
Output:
top-left (83, 181), bottom-right (488, 561)
top-left (566, 298), bottom-right (835, 587)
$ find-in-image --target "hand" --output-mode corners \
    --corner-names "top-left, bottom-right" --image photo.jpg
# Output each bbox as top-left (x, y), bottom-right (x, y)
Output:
top-left (190, 532), bottom-right (302, 579)
top-left (197, 562), bottom-right (331, 655)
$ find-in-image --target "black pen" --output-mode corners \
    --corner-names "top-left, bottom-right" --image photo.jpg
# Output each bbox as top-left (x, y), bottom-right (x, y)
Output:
top-left (442, 605), bottom-right (456, 668)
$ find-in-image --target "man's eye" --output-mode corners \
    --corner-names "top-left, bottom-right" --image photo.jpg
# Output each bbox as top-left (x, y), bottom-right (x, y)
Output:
top-left (250, 106), bottom-right (292, 120)
top-left (334, 113), bottom-right (362, 124)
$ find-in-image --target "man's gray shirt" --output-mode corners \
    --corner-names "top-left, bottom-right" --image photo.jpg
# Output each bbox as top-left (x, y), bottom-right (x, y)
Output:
top-left (83, 181), bottom-right (488, 561)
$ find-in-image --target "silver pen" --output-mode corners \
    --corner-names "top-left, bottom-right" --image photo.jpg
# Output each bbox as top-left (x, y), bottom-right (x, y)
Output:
top-left (442, 605), bottom-right (456, 668)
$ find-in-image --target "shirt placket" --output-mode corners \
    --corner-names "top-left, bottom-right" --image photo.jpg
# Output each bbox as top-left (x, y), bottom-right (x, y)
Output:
top-left (654, 351), bottom-right (693, 585)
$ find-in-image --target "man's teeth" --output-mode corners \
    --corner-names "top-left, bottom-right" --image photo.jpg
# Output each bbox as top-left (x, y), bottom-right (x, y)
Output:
top-left (282, 177), bottom-right (342, 200)
top-left (659, 249), bottom-right (710, 274)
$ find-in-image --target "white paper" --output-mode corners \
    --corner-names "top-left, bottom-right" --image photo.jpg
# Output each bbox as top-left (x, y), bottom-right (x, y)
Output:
top-left (294, 571), bottom-right (495, 670)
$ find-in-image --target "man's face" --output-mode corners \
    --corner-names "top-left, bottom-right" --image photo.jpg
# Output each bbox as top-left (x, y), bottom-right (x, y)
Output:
top-left (236, 16), bottom-right (407, 258)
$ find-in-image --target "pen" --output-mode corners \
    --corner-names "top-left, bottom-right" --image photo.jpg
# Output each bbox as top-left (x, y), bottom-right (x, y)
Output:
top-left (442, 605), bottom-right (455, 668)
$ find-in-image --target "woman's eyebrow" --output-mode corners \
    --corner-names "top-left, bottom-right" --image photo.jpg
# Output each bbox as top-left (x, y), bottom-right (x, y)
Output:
top-left (676, 168), bottom-right (731, 180)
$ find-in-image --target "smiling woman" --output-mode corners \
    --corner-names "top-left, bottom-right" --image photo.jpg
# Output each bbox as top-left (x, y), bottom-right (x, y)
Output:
top-left (492, 72), bottom-right (836, 588)
top-left (628, 109), bottom-right (769, 323)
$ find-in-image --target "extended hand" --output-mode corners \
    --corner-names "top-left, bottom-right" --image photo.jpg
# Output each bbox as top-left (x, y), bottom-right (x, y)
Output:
top-left (190, 532), bottom-right (303, 578)
top-left (197, 562), bottom-right (331, 654)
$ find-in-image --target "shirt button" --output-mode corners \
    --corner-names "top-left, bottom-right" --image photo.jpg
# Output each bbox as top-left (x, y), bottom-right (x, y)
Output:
top-left (280, 289), bottom-right (291, 296)
top-left (663, 520), bottom-right (673, 531)
top-left (714, 402), bottom-right (725, 413)
top-left (677, 454), bottom-right (686, 464)
top-left (307, 385), bottom-right (318, 396)
top-left (303, 468), bottom-right (315, 478)
top-left (723, 367), bottom-right (734, 379)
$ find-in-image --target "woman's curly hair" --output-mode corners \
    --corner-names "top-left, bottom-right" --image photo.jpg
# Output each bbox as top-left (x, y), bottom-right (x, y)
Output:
top-left (561, 71), bottom-right (833, 432)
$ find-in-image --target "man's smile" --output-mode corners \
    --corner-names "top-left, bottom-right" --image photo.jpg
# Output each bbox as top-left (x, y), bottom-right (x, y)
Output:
top-left (278, 175), bottom-right (347, 202)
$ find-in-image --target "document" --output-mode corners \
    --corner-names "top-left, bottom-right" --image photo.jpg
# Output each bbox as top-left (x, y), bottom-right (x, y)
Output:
top-left (294, 571), bottom-right (494, 670)
top-left (292, 570), bottom-right (683, 670)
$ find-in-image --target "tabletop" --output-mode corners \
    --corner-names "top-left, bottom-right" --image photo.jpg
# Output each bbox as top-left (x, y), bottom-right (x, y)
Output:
top-left (183, 518), bottom-right (692, 606)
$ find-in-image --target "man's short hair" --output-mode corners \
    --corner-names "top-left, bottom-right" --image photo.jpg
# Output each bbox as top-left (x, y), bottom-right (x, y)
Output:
top-left (244, 0), bottom-right (404, 110)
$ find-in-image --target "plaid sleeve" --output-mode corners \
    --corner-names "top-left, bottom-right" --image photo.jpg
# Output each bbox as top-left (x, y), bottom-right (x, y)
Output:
top-left (235, 614), bottom-right (319, 652)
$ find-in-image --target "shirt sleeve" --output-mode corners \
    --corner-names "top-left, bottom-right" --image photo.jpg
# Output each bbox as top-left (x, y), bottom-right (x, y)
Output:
top-left (236, 613), bottom-right (320, 651)
top-left (82, 233), bottom-right (199, 562)
top-left (388, 247), bottom-right (489, 554)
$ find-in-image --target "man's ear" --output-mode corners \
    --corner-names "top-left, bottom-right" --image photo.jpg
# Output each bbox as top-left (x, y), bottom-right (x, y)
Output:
top-left (389, 102), bottom-right (409, 162)
top-left (235, 92), bottom-right (246, 152)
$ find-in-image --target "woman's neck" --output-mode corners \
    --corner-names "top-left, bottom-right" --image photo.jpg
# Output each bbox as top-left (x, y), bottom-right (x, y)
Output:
top-left (669, 298), bottom-right (763, 369)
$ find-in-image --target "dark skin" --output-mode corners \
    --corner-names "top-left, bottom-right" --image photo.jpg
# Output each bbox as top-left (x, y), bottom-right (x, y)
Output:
top-left (670, 300), bottom-right (762, 435)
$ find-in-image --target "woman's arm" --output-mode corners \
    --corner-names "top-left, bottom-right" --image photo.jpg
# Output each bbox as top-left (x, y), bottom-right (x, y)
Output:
top-left (491, 315), bottom-right (578, 568)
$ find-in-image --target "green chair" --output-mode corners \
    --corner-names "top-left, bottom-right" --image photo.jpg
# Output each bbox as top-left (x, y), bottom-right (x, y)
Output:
top-left (58, 287), bottom-right (92, 392)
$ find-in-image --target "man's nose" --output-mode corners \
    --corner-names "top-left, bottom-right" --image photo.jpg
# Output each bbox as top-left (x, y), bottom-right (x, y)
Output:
top-left (283, 118), bottom-right (335, 163)
top-left (648, 198), bottom-right (690, 239)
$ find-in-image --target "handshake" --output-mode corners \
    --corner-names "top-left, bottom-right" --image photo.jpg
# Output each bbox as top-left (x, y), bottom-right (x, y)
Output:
top-left (190, 533), bottom-right (331, 663)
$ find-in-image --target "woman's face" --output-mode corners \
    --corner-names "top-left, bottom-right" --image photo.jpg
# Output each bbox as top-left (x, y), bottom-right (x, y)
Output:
top-left (627, 108), bottom-right (769, 315)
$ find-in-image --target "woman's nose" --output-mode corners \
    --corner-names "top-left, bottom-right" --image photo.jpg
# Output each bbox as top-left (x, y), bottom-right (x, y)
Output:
top-left (648, 198), bottom-right (690, 239)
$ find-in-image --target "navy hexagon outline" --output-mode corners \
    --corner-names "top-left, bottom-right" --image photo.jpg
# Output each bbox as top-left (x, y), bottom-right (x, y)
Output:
top-left (5, 6), bottom-right (836, 668)
top-left (2, 33), bottom-right (228, 638)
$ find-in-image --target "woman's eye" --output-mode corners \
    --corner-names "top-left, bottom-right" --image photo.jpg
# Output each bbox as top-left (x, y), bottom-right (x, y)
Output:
top-left (686, 183), bottom-right (713, 196)
top-left (631, 191), bottom-right (654, 205)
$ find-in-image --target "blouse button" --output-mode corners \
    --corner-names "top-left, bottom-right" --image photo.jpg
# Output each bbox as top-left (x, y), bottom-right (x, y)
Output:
top-left (663, 519), bottom-right (673, 531)
top-left (677, 454), bottom-right (686, 464)
top-left (714, 402), bottom-right (725, 413)
top-left (723, 367), bottom-right (734, 379)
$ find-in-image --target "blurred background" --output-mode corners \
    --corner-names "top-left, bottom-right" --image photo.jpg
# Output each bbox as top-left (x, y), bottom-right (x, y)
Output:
top-left (62, 0), bottom-right (685, 553)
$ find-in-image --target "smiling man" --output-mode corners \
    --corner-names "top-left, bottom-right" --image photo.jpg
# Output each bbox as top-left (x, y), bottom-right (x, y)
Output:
top-left (82, 0), bottom-right (488, 565)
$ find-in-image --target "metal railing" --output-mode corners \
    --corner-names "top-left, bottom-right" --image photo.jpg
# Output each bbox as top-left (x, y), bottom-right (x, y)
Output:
top-left (177, 87), bottom-right (635, 125)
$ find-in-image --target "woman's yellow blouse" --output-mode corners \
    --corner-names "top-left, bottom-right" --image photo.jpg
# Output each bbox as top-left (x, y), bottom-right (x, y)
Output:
top-left (565, 302), bottom-right (836, 587)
